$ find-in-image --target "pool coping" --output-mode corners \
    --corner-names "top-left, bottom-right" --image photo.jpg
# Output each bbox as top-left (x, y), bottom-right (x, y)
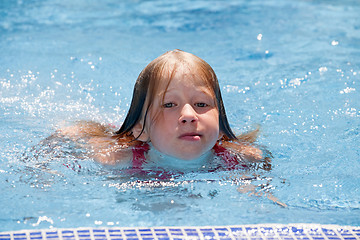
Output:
top-left (1, 224), bottom-right (359, 240)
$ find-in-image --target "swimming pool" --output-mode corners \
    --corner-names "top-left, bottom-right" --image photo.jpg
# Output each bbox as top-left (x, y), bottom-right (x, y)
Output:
top-left (0, 0), bottom-right (359, 234)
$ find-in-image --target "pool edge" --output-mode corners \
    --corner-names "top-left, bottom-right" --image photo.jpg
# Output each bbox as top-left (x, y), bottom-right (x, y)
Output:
top-left (1, 223), bottom-right (359, 239)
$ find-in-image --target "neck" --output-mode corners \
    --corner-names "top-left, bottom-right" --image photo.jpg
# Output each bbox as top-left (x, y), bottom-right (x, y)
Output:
top-left (145, 143), bottom-right (214, 171)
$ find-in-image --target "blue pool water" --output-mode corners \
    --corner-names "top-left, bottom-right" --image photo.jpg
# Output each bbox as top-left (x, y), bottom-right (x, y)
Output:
top-left (1, 0), bottom-right (359, 232)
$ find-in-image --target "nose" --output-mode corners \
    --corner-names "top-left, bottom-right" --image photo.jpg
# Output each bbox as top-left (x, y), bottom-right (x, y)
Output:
top-left (179, 104), bottom-right (198, 124)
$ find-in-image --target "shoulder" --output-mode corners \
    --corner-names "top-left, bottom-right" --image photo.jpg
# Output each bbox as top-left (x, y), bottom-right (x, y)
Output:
top-left (215, 139), bottom-right (272, 171)
top-left (58, 121), bottom-right (136, 165)
top-left (218, 127), bottom-right (264, 161)
top-left (58, 120), bottom-right (113, 139)
top-left (93, 145), bottom-right (133, 166)
top-left (217, 140), bottom-right (263, 161)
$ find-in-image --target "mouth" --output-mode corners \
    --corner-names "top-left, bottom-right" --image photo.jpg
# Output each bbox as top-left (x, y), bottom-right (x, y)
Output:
top-left (179, 133), bottom-right (202, 141)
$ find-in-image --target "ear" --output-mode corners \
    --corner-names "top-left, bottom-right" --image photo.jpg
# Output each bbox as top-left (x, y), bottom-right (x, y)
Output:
top-left (132, 122), bottom-right (150, 142)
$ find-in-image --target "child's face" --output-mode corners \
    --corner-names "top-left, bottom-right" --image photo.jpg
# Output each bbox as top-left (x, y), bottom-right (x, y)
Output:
top-left (146, 68), bottom-right (220, 160)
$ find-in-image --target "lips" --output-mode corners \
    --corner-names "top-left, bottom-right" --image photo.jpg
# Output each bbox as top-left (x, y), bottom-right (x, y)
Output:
top-left (179, 132), bottom-right (202, 141)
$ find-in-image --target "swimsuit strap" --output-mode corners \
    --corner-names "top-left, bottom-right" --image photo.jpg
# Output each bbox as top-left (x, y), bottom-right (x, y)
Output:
top-left (212, 143), bottom-right (241, 170)
top-left (131, 143), bottom-right (173, 180)
top-left (132, 142), bottom-right (150, 168)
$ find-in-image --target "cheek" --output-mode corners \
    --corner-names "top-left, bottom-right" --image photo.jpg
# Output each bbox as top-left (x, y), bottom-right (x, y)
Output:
top-left (152, 111), bottom-right (176, 128)
top-left (147, 114), bottom-right (170, 142)
top-left (148, 124), bottom-right (170, 154)
top-left (209, 110), bottom-right (220, 128)
top-left (209, 112), bottom-right (220, 138)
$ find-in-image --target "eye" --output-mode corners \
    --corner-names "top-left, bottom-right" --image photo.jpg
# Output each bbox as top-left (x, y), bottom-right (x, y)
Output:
top-left (163, 102), bottom-right (176, 108)
top-left (195, 102), bottom-right (208, 107)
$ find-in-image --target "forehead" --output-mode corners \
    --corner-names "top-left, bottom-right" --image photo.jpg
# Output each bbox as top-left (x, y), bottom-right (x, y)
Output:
top-left (157, 65), bottom-right (214, 96)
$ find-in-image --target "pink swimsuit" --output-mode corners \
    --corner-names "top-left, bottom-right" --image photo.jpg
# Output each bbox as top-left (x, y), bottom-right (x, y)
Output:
top-left (131, 142), bottom-right (247, 171)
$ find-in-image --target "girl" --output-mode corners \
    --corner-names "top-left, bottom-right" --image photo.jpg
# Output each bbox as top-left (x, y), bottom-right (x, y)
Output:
top-left (60, 50), bottom-right (270, 172)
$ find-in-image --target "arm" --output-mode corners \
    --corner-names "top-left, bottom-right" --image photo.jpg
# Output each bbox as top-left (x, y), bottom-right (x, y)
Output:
top-left (220, 140), bottom-right (263, 161)
top-left (238, 184), bottom-right (287, 207)
top-left (238, 143), bottom-right (272, 171)
top-left (59, 120), bottom-right (111, 139)
top-left (239, 144), bottom-right (263, 161)
top-left (58, 121), bottom-right (132, 165)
